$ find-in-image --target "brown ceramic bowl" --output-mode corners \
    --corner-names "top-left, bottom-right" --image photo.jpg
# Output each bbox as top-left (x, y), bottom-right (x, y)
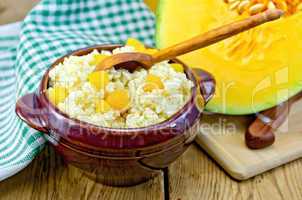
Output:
top-left (15, 44), bottom-right (215, 186)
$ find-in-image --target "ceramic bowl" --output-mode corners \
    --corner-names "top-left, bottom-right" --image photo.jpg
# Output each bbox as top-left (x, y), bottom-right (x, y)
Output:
top-left (15, 45), bottom-right (215, 186)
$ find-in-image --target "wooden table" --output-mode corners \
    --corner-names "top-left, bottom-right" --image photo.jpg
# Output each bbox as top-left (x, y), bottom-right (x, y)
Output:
top-left (1, 144), bottom-right (302, 200)
top-left (1, 1), bottom-right (302, 199)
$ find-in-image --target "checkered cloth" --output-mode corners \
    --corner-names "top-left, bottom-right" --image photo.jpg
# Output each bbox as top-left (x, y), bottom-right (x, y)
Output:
top-left (0, 0), bottom-right (155, 181)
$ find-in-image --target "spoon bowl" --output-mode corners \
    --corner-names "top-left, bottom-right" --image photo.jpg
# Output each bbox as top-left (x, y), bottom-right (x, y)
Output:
top-left (96, 52), bottom-right (153, 71)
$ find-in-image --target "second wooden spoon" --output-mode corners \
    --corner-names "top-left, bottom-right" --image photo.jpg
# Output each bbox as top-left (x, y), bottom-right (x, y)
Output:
top-left (95, 9), bottom-right (283, 71)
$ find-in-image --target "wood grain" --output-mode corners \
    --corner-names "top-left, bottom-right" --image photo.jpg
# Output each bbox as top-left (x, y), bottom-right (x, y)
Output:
top-left (168, 144), bottom-right (302, 200)
top-left (2, 1), bottom-right (302, 200)
top-left (0, 145), bottom-right (164, 200)
top-left (144, 0), bottom-right (158, 12)
top-left (195, 98), bottom-right (302, 180)
top-left (0, 0), bottom-right (40, 25)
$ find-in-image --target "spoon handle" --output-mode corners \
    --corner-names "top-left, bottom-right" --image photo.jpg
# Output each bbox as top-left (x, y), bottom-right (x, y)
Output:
top-left (246, 92), bottom-right (302, 149)
top-left (152, 9), bottom-right (283, 63)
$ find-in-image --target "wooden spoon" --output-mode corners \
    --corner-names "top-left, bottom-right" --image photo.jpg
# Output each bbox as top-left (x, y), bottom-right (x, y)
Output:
top-left (95, 9), bottom-right (283, 71)
top-left (246, 92), bottom-right (302, 149)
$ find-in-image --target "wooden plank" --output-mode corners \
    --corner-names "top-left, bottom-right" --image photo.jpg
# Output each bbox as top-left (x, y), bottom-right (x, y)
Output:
top-left (168, 144), bottom-right (302, 200)
top-left (0, 0), bottom-right (40, 25)
top-left (0, 1), bottom-right (165, 199)
top-left (2, 1), bottom-right (302, 200)
top-left (0, 0), bottom-right (154, 25)
top-left (144, 0), bottom-right (158, 12)
top-left (0, 145), bottom-right (165, 200)
top-left (195, 98), bottom-right (302, 180)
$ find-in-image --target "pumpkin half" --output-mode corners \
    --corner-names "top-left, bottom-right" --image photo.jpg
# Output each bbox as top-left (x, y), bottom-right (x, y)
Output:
top-left (156, 0), bottom-right (302, 114)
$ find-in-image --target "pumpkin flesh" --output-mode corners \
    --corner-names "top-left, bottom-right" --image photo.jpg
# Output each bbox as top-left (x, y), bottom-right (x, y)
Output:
top-left (156, 0), bottom-right (302, 114)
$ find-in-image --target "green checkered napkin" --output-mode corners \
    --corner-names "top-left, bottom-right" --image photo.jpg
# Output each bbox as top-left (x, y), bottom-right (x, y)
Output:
top-left (0, 0), bottom-right (155, 181)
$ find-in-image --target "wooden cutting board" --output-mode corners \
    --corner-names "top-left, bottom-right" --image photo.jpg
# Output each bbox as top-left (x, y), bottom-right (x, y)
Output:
top-left (195, 98), bottom-right (302, 180)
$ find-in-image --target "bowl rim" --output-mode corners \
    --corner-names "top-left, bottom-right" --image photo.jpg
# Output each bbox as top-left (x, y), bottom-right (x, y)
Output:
top-left (39, 44), bottom-right (200, 135)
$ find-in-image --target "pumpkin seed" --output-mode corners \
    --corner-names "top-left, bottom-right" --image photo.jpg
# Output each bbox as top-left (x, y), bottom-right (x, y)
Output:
top-left (238, 0), bottom-right (250, 14)
top-left (267, 1), bottom-right (276, 10)
top-left (229, 0), bottom-right (241, 10)
top-left (224, 0), bottom-right (302, 16)
top-left (249, 3), bottom-right (266, 15)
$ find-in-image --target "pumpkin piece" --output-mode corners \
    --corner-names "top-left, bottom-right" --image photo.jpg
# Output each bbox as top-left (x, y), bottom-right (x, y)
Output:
top-left (126, 38), bottom-right (146, 52)
top-left (224, 0), bottom-right (302, 16)
top-left (89, 54), bottom-right (108, 66)
top-left (156, 0), bottom-right (302, 114)
top-left (95, 100), bottom-right (112, 113)
top-left (106, 89), bottom-right (130, 110)
top-left (144, 74), bottom-right (165, 92)
top-left (48, 86), bottom-right (68, 105)
top-left (126, 38), bottom-right (158, 54)
top-left (88, 71), bottom-right (109, 91)
top-left (171, 63), bottom-right (184, 73)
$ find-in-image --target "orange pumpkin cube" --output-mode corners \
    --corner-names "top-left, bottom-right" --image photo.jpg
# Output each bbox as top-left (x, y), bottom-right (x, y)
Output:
top-left (88, 71), bottom-right (109, 91)
top-left (106, 89), bottom-right (130, 110)
top-left (126, 38), bottom-right (146, 51)
top-left (89, 54), bottom-right (109, 66)
top-left (48, 86), bottom-right (68, 105)
top-left (170, 63), bottom-right (184, 73)
top-left (144, 74), bottom-right (165, 92)
top-left (95, 100), bottom-right (112, 113)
